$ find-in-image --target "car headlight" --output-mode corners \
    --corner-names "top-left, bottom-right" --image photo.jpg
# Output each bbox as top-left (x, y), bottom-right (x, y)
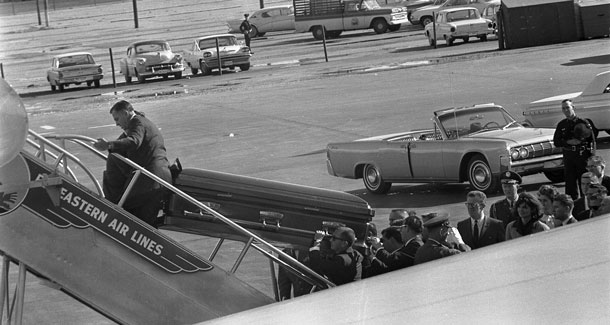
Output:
top-left (519, 147), bottom-right (529, 159)
top-left (510, 149), bottom-right (520, 160)
top-left (450, 26), bottom-right (456, 32)
top-left (136, 58), bottom-right (146, 65)
top-left (203, 52), bottom-right (212, 58)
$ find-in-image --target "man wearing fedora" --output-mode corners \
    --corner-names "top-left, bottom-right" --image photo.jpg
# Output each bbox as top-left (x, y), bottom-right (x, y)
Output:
top-left (414, 212), bottom-right (470, 265)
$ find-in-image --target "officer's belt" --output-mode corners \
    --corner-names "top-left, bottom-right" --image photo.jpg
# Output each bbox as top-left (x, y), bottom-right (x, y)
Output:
top-left (563, 145), bottom-right (591, 152)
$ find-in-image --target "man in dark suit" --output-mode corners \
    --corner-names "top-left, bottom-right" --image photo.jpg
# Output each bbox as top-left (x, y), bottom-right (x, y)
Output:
top-left (458, 191), bottom-right (505, 249)
top-left (366, 216), bottom-right (423, 276)
top-left (94, 100), bottom-right (172, 227)
top-left (552, 194), bottom-right (578, 226)
top-left (489, 171), bottom-right (522, 229)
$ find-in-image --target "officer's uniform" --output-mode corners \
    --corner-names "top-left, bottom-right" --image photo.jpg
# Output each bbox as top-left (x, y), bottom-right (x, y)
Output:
top-left (553, 116), bottom-right (596, 200)
top-left (489, 171), bottom-right (521, 229)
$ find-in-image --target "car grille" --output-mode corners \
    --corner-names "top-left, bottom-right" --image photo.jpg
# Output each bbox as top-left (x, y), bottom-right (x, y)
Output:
top-left (522, 140), bottom-right (561, 159)
top-left (146, 63), bottom-right (175, 71)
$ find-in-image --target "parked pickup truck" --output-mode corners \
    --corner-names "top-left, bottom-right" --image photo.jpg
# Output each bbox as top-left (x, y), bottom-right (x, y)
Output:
top-left (293, 0), bottom-right (410, 40)
top-left (522, 70), bottom-right (610, 133)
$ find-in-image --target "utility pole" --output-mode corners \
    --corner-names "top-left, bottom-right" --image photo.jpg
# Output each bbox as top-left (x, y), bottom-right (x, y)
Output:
top-left (133, 0), bottom-right (139, 28)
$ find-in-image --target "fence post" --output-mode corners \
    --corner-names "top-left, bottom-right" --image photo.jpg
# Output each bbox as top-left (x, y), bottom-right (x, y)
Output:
top-left (109, 48), bottom-right (117, 88)
top-left (215, 38), bottom-right (222, 76)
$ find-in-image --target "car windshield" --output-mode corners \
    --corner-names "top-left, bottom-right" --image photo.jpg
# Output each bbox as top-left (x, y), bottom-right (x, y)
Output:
top-left (199, 37), bottom-right (237, 49)
top-left (135, 42), bottom-right (169, 54)
top-left (361, 0), bottom-right (381, 10)
top-left (438, 106), bottom-right (519, 139)
top-left (446, 9), bottom-right (478, 21)
top-left (58, 54), bottom-right (94, 67)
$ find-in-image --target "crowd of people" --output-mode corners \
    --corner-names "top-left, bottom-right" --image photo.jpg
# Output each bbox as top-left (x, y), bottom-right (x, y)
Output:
top-left (277, 168), bottom-right (610, 299)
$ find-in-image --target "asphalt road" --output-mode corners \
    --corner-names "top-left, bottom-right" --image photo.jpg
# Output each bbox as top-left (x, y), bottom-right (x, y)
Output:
top-left (3, 2), bottom-right (610, 323)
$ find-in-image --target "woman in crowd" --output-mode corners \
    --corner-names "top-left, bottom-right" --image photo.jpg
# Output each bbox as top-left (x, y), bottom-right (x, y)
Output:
top-left (537, 185), bottom-right (561, 228)
top-left (505, 193), bottom-right (550, 240)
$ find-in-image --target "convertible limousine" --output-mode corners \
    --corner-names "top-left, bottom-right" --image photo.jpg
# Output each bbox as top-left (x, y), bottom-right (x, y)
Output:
top-left (326, 103), bottom-right (564, 194)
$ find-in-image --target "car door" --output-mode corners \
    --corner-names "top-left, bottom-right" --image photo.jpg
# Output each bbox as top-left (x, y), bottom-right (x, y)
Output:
top-left (433, 12), bottom-right (447, 39)
top-left (48, 58), bottom-right (59, 82)
top-left (255, 9), bottom-right (275, 32)
top-left (274, 7), bottom-right (294, 31)
top-left (343, 2), bottom-right (369, 31)
top-left (406, 124), bottom-right (447, 181)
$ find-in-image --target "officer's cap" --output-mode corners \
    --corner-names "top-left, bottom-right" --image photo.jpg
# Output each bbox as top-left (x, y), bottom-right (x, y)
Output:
top-left (500, 171), bottom-right (522, 185)
top-left (403, 215), bottom-right (423, 233)
top-left (421, 212), bottom-right (450, 229)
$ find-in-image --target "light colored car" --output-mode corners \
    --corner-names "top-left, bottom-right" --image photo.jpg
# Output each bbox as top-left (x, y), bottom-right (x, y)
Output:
top-left (46, 52), bottom-right (103, 92)
top-left (119, 40), bottom-right (184, 84)
top-left (326, 103), bottom-right (564, 194)
top-left (480, 2), bottom-right (500, 33)
top-left (226, 5), bottom-right (295, 38)
top-left (424, 7), bottom-right (494, 46)
top-left (183, 34), bottom-right (251, 75)
top-left (523, 70), bottom-right (610, 132)
top-left (411, 0), bottom-right (499, 27)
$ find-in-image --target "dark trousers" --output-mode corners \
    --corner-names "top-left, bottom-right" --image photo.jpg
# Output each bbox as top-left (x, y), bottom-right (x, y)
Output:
top-left (102, 154), bottom-right (166, 228)
top-left (244, 33), bottom-right (251, 48)
top-left (563, 150), bottom-right (590, 200)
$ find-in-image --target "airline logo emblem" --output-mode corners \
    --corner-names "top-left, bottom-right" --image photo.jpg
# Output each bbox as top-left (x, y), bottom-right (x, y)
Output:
top-left (22, 155), bottom-right (213, 273)
top-left (0, 154), bottom-right (29, 216)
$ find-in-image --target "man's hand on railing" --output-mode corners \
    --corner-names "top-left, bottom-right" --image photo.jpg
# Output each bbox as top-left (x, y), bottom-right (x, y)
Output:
top-left (93, 138), bottom-right (110, 151)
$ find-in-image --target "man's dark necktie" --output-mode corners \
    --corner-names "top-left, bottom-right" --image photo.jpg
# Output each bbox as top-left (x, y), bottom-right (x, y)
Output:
top-left (473, 220), bottom-right (479, 247)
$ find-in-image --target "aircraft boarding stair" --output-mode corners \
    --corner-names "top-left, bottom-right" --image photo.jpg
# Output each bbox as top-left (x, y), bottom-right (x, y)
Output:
top-left (0, 80), bottom-right (369, 324)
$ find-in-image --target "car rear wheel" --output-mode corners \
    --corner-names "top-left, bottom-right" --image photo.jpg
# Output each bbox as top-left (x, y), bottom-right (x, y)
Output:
top-left (312, 26), bottom-right (325, 40)
top-left (420, 16), bottom-right (433, 27)
top-left (372, 19), bottom-right (388, 34)
top-left (249, 26), bottom-right (259, 38)
top-left (463, 37), bottom-right (469, 43)
top-left (479, 34), bottom-right (488, 42)
top-left (239, 63), bottom-right (250, 71)
top-left (467, 155), bottom-right (499, 194)
top-left (174, 72), bottom-right (182, 79)
top-left (191, 67), bottom-right (199, 75)
top-left (363, 164), bottom-right (392, 194)
top-left (94, 80), bottom-right (100, 88)
top-left (544, 170), bottom-right (565, 183)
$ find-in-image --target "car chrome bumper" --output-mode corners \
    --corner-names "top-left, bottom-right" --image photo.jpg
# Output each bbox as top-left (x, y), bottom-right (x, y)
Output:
top-left (59, 74), bottom-right (103, 84)
top-left (510, 156), bottom-right (564, 175)
top-left (139, 66), bottom-right (184, 77)
top-left (203, 57), bottom-right (250, 68)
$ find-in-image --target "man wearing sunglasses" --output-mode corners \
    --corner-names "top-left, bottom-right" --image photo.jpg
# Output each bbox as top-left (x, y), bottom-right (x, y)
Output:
top-left (457, 191), bottom-right (505, 249)
top-left (309, 227), bottom-right (363, 285)
top-left (586, 155), bottom-right (610, 191)
top-left (575, 183), bottom-right (608, 221)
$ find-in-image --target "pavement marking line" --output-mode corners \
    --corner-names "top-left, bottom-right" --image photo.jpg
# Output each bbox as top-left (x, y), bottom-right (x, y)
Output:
top-left (40, 125), bottom-right (55, 130)
top-left (88, 124), bottom-right (115, 129)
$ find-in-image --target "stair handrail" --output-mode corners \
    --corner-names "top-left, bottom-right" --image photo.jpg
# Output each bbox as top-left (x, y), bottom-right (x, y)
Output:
top-left (25, 131), bottom-right (335, 291)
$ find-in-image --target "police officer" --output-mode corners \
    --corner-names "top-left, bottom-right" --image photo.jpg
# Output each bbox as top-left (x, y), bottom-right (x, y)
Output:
top-left (413, 212), bottom-right (470, 265)
top-left (239, 13), bottom-right (252, 51)
top-left (489, 171), bottom-right (522, 229)
top-left (553, 99), bottom-right (597, 200)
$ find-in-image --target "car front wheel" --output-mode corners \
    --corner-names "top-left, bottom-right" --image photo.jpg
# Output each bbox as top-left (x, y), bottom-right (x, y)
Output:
top-left (427, 33), bottom-right (436, 46)
top-left (467, 155), bottom-right (499, 194)
top-left (249, 26), bottom-right (259, 38)
top-left (200, 60), bottom-right (211, 75)
top-left (239, 63), bottom-right (250, 71)
top-left (174, 72), bottom-right (182, 79)
top-left (372, 19), bottom-right (388, 34)
top-left (362, 164), bottom-right (392, 194)
top-left (191, 66), bottom-right (199, 75)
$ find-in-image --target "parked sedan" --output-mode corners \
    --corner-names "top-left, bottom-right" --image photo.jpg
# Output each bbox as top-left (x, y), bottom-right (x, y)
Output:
top-left (46, 52), bottom-right (103, 92)
top-left (226, 5), bottom-right (295, 38)
top-left (480, 2), bottom-right (500, 33)
top-left (424, 7), bottom-right (494, 46)
top-left (183, 34), bottom-right (251, 75)
top-left (326, 104), bottom-right (564, 194)
top-left (411, 0), bottom-right (499, 27)
top-left (523, 70), bottom-right (610, 132)
top-left (119, 40), bottom-right (184, 83)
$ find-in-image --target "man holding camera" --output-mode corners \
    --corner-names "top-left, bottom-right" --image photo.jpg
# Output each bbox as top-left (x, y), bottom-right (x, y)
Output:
top-left (414, 212), bottom-right (471, 265)
top-left (366, 215), bottom-right (424, 276)
top-left (309, 227), bottom-right (363, 285)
